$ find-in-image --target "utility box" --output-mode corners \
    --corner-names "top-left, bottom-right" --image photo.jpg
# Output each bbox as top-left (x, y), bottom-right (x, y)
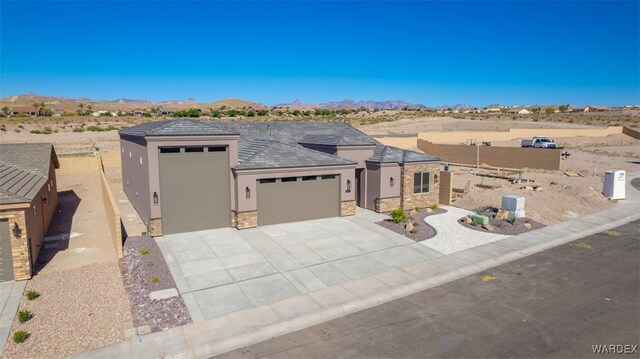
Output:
top-left (603, 170), bottom-right (625, 200)
top-left (502, 195), bottom-right (525, 218)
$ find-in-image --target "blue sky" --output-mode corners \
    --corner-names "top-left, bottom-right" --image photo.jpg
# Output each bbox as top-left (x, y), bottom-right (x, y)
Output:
top-left (1, 1), bottom-right (638, 106)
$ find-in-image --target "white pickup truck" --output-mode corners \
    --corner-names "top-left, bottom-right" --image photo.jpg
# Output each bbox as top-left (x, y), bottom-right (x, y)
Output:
top-left (521, 136), bottom-right (557, 148)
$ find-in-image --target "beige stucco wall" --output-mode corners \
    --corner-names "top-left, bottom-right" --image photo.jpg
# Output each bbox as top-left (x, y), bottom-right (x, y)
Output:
top-left (120, 135), bottom-right (151, 222)
top-left (365, 162), bottom-right (401, 211)
top-left (335, 146), bottom-right (375, 169)
top-left (234, 165), bottom-right (356, 212)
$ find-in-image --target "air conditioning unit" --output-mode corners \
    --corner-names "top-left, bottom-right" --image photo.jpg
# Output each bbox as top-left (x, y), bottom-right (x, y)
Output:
top-left (603, 170), bottom-right (625, 200)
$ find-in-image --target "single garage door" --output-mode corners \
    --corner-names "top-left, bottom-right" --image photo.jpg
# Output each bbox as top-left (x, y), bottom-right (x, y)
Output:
top-left (159, 146), bottom-right (230, 235)
top-left (0, 219), bottom-right (14, 282)
top-left (257, 175), bottom-right (340, 226)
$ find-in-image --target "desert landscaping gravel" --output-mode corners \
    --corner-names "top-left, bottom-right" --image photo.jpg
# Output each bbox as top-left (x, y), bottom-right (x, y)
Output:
top-left (123, 235), bottom-right (192, 333)
top-left (2, 262), bottom-right (132, 359)
top-left (376, 208), bottom-right (446, 242)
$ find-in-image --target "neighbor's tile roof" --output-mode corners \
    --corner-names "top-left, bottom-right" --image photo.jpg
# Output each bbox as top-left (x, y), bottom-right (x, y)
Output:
top-left (368, 145), bottom-right (440, 164)
top-left (0, 143), bottom-right (58, 205)
top-left (236, 141), bottom-right (356, 170)
top-left (119, 119), bottom-right (238, 137)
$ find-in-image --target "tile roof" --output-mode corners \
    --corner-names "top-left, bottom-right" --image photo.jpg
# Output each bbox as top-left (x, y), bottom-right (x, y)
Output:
top-left (368, 145), bottom-right (440, 164)
top-left (119, 119), bottom-right (238, 137)
top-left (236, 141), bottom-right (356, 170)
top-left (0, 143), bottom-right (58, 205)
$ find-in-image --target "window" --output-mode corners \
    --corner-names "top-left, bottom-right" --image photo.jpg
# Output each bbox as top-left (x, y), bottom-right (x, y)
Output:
top-left (321, 175), bottom-right (336, 180)
top-left (160, 147), bottom-right (180, 153)
top-left (302, 176), bottom-right (317, 181)
top-left (259, 178), bottom-right (276, 184)
top-left (207, 147), bottom-right (226, 152)
top-left (281, 177), bottom-right (297, 182)
top-left (413, 172), bottom-right (430, 194)
top-left (185, 147), bottom-right (204, 153)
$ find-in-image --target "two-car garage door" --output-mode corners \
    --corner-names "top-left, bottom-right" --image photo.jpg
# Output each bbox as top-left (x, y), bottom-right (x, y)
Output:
top-left (159, 146), bottom-right (230, 235)
top-left (257, 175), bottom-right (340, 226)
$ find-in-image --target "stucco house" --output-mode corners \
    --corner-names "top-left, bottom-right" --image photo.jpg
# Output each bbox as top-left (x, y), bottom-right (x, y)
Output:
top-left (119, 120), bottom-right (441, 236)
top-left (0, 143), bottom-right (59, 281)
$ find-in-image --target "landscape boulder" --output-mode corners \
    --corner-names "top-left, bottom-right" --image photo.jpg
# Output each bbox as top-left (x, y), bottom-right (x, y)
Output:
top-left (495, 209), bottom-right (509, 220)
top-left (482, 224), bottom-right (495, 232)
top-left (405, 222), bottom-right (414, 232)
top-left (425, 207), bottom-right (433, 213)
top-left (463, 216), bottom-right (473, 224)
top-left (523, 222), bottom-right (532, 230)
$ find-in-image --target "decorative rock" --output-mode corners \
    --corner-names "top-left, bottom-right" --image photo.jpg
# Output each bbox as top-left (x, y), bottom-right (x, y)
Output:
top-left (405, 222), bottom-right (414, 232)
top-left (482, 224), bottom-right (495, 231)
top-left (534, 187), bottom-right (543, 192)
top-left (408, 209), bottom-right (416, 216)
top-left (425, 208), bottom-right (434, 213)
top-left (522, 186), bottom-right (534, 190)
top-left (495, 209), bottom-right (509, 220)
top-left (523, 222), bottom-right (532, 230)
top-left (463, 216), bottom-right (473, 224)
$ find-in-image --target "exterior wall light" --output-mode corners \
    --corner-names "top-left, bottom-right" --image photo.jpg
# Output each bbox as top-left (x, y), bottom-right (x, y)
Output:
top-left (153, 192), bottom-right (159, 205)
top-left (12, 222), bottom-right (22, 238)
top-left (390, 177), bottom-right (395, 187)
top-left (346, 179), bottom-right (352, 193)
top-left (246, 187), bottom-right (251, 199)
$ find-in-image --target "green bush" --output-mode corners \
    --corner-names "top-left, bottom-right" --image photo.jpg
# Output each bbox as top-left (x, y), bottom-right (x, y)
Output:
top-left (430, 203), bottom-right (439, 210)
top-left (26, 290), bottom-right (40, 300)
top-left (140, 249), bottom-right (150, 255)
top-left (73, 127), bottom-right (85, 133)
top-left (18, 310), bottom-right (33, 323)
top-left (246, 110), bottom-right (256, 117)
top-left (390, 208), bottom-right (408, 224)
top-left (86, 125), bottom-right (103, 132)
top-left (508, 212), bottom-right (520, 225)
top-left (30, 130), bottom-right (42, 134)
top-left (13, 330), bottom-right (29, 343)
top-left (151, 277), bottom-right (159, 283)
top-left (257, 110), bottom-right (268, 116)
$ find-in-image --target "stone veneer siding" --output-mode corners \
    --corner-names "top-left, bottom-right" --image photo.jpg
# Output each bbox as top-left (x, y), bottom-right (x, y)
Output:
top-left (438, 170), bottom-right (453, 206)
top-left (340, 200), bottom-right (356, 216)
top-left (375, 197), bottom-right (401, 213)
top-left (148, 218), bottom-right (163, 237)
top-left (236, 211), bottom-right (258, 229)
top-left (401, 163), bottom-right (441, 209)
top-left (0, 209), bottom-right (31, 280)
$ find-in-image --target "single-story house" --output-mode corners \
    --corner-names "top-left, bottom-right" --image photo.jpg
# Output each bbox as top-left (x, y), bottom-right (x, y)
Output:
top-left (0, 143), bottom-right (59, 281)
top-left (9, 106), bottom-right (38, 116)
top-left (584, 106), bottom-right (611, 112)
top-left (119, 120), bottom-right (442, 236)
top-left (133, 109), bottom-right (145, 116)
top-left (157, 108), bottom-right (180, 116)
top-left (507, 108), bottom-right (532, 115)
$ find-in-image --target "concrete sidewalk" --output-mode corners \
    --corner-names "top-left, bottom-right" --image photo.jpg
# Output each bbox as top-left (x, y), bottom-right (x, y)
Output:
top-left (0, 281), bottom-right (27, 355)
top-left (72, 173), bottom-right (640, 359)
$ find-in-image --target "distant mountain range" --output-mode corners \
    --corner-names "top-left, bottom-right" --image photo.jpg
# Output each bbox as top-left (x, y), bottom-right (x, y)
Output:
top-left (273, 99), bottom-right (425, 110)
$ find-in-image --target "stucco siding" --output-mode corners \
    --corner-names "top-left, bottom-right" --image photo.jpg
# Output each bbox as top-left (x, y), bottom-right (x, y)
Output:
top-left (120, 135), bottom-right (151, 223)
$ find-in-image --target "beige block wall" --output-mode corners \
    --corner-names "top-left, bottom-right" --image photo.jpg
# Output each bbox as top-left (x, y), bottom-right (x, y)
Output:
top-left (340, 200), bottom-right (356, 216)
top-left (401, 163), bottom-right (440, 210)
top-left (101, 150), bottom-right (122, 167)
top-left (623, 126), bottom-right (640, 140)
top-left (417, 127), bottom-right (623, 144)
top-left (375, 137), bottom-right (418, 149)
top-left (375, 197), bottom-right (401, 213)
top-left (99, 156), bottom-right (123, 259)
top-left (57, 155), bottom-right (100, 174)
top-left (438, 171), bottom-right (453, 206)
top-left (418, 140), bottom-right (562, 171)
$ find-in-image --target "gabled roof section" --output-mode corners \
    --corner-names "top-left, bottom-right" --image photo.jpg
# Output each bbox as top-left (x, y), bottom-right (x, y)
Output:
top-left (298, 133), bottom-right (377, 146)
top-left (119, 119), bottom-right (238, 137)
top-left (368, 145), bottom-right (440, 164)
top-left (0, 143), bottom-right (57, 205)
top-left (236, 141), bottom-right (357, 170)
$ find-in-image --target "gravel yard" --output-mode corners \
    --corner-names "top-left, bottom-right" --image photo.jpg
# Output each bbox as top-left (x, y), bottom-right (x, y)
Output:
top-left (2, 262), bottom-right (132, 359)
top-left (376, 208), bottom-right (446, 241)
top-left (123, 236), bottom-right (192, 333)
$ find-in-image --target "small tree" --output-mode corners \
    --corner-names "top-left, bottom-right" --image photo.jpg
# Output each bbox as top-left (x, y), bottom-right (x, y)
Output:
top-left (1, 106), bottom-right (9, 116)
top-left (77, 103), bottom-right (85, 116)
top-left (257, 109), bottom-right (268, 116)
top-left (246, 110), bottom-right (256, 117)
top-left (545, 107), bottom-right (555, 114)
top-left (292, 110), bottom-right (301, 116)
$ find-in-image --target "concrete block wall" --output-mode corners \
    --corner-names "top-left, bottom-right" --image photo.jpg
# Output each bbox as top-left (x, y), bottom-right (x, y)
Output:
top-left (438, 171), bottom-right (453, 206)
top-left (57, 155), bottom-right (100, 175)
top-left (417, 140), bottom-right (562, 171)
top-left (417, 126), bottom-right (623, 144)
top-left (99, 156), bottom-right (123, 259)
top-left (622, 126), bottom-right (640, 140)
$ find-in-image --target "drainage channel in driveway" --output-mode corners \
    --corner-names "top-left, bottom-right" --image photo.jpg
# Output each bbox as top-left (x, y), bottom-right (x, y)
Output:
top-left (154, 211), bottom-right (445, 323)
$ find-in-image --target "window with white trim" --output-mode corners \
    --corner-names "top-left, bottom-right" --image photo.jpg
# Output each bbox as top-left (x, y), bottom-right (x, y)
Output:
top-left (413, 172), bottom-right (430, 194)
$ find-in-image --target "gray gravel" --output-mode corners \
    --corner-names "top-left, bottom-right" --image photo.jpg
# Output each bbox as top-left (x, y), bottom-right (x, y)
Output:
top-left (2, 262), bottom-right (132, 359)
top-left (123, 236), bottom-right (192, 333)
top-left (376, 208), bottom-right (446, 241)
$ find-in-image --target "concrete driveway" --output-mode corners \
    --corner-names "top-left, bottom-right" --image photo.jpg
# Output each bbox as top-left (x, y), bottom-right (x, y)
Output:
top-left (155, 209), bottom-right (444, 323)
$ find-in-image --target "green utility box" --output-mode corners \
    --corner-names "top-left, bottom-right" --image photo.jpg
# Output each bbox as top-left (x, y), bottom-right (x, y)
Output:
top-left (472, 214), bottom-right (489, 225)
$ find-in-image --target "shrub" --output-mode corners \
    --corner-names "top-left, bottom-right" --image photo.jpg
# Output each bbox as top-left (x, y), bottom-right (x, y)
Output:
top-left (30, 130), bottom-right (42, 134)
top-left (475, 206), bottom-right (488, 215)
top-left (413, 221), bottom-right (420, 227)
top-left (18, 310), bottom-right (33, 323)
top-left (13, 330), bottom-right (29, 343)
top-left (42, 127), bottom-right (53, 135)
top-left (414, 206), bottom-right (420, 213)
top-left (390, 207), bottom-right (408, 224)
top-left (26, 290), bottom-right (39, 300)
top-left (410, 228), bottom-right (418, 234)
top-left (86, 125), bottom-right (103, 132)
top-left (73, 127), bottom-right (85, 133)
top-left (508, 212), bottom-right (520, 225)
top-left (257, 110), bottom-right (268, 116)
top-left (140, 249), bottom-right (150, 255)
top-left (18, 125), bottom-right (24, 129)
top-left (246, 110), bottom-right (256, 117)
top-left (430, 203), bottom-right (439, 210)
top-left (151, 277), bottom-right (159, 283)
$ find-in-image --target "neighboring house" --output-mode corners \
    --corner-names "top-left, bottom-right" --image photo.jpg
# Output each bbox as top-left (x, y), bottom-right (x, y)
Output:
top-left (9, 106), bottom-right (37, 116)
top-left (0, 143), bottom-right (59, 281)
top-left (157, 108), bottom-right (179, 116)
top-left (119, 120), bottom-right (441, 236)
top-left (507, 108), bottom-right (532, 115)
top-left (133, 109), bottom-right (145, 116)
top-left (584, 106), bottom-right (611, 112)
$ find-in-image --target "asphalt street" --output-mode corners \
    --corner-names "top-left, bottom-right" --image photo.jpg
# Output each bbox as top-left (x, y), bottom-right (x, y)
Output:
top-left (218, 220), bottom-right (640, 358)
